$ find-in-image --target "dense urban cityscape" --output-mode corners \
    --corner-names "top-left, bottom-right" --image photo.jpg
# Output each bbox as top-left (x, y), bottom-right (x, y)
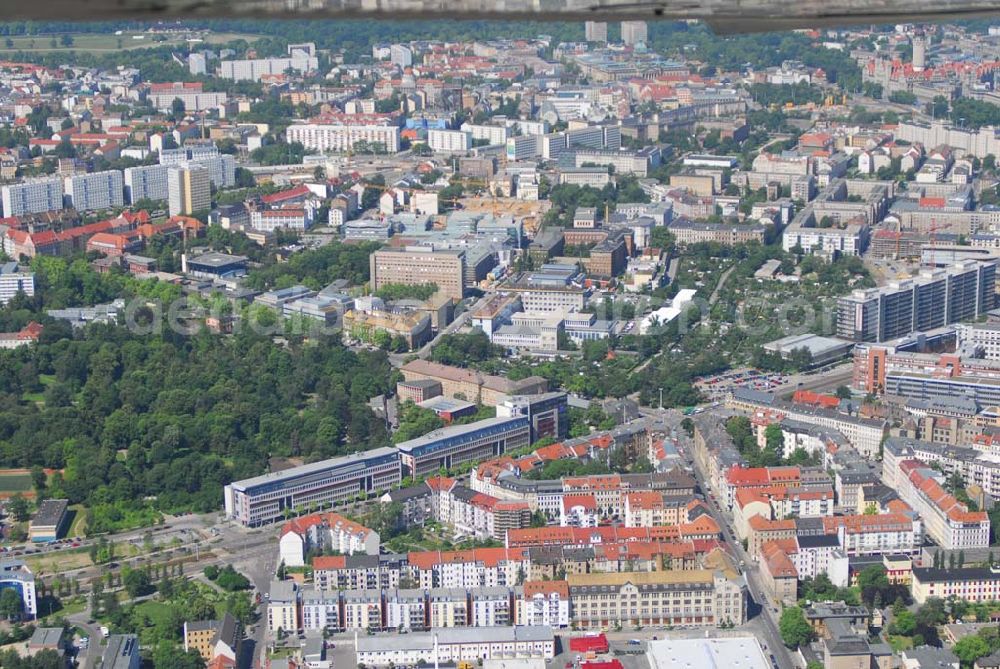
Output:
top-left (6, 14), bottom-right (1000, 669)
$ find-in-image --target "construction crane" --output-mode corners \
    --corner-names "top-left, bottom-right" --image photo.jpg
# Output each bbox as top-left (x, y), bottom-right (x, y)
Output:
top-left (446, 175), bottom-right (510, 219)
top-left (929, 220), bottom-right (952, 247)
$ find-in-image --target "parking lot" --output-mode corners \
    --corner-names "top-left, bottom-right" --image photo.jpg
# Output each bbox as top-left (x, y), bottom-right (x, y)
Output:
top-left (695, 369), bottom-right (790, 399)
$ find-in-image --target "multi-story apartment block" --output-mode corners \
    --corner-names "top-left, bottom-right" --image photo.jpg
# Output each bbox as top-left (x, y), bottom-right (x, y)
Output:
top-left (124, 164), bottom-right (169, 204)
top-left (369, 247), bottom-right (466, 300)
top-left (836, 260), bottom-right (997, 343)
top-left (63, 170), bottom-right (124, 212)
top-left (892, 458), bottom-right (989, 550)
top-left (584, 21), bottom-right (608, 42)
top-left (429, 587), bottom-right (469, 627)
top-left (314, 554), bottom-right (405, 591)
top-left (624, 492), bottom-right (698, 528)
top-left (0, 561), bottom-right (36, 619)
top-left (223, 447), bottom-right (401, 526)
top-left (667, 219), bottom-right (767, 246)
top-left (279, 512), bottom-right (380, 567)
top-left (824, 513), bottom-right (923, 556)
top-left (428, 478), bottom-right (533, 542)
top-left (356, 627), bottom-right (554, 666)
top-left (620, 21), bottom-right (648, 45)
top-left (148, 82), bottom-right (228, 111)
top-left (2, 178), bottom-right (64, 218)
top-left (428, 129), bottom-right (472, 152)
top-left (471, 586), bottom-right (514, 627)
top-left (167, 164), bottom-right (211, 217)
top-left (267, 581), bottom-right (298, 633)
top-left (0, 262), bottom-right (34, 305)
top-left (884, 436), bottom-right (1000, 502)
top-left (219, 54), bottom-right (319, 81)
top-left (515, 581), bottom-right (570, 627)
top-left (287, 120), bottom-right (401, 154)
top-left (727, 389), bottom-right (887, 458)
top-left (160, 147), bottom-right (235, 188)
top-left (384, 588), bottom-right (427, 631)
top-left (301, 588), bottom-right (340, 631)
top-left (567, 568), bottom-right (746, 629)
top-left (343, 589), bottom-right (383, 631)
top-left (460, 123), bottom-right (509, 146)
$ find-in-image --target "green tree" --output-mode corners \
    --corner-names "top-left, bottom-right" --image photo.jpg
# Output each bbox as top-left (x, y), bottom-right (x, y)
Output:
top-left (122, 568), bottom-right (152, 598)
top-left (7, 494), bottom-right (29, 522)
top-left (0, 588), bottom-right (23, 620)
top-left (779, 606), bottom-right (815, 649)
top-left (152, 643), bottom-right (206, 669)
top-left (889, 610), bottom-right (917, 636)
top-left (954, 635), bottom-right (991, 666)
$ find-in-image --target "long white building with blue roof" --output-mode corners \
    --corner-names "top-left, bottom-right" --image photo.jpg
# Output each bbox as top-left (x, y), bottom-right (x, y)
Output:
top-left (395, 416), bottom-right (531, 478)
top-left (223, 447), bottom-right (401, 527)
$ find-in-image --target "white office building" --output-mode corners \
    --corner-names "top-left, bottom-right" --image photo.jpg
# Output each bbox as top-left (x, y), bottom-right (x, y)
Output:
top-left (63, 170), bottom-right (125, 212)
top-left (1, 178), bottom-right (64, 217)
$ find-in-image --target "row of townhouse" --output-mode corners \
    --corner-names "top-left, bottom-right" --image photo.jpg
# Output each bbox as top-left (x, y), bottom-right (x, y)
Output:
top-left (436, 463), bottom-right (698, 523)
top-left (756, 509), bottom-right (924, 606)
top-left (894, 459), bottom-right (990, 550)
top-left (2, 210), bottom-right (151, 259)
top-left (733, 485), bottom-right (836, 539)
top-left (759, 557), bottom-right (1000, 607)
top-left (690, 413), bottom-right (747, 501)
top-left (270, 566), bottom-right (746, 634)
top-left (884, 435), bottom-right (1000, 504)
top-left (309, 537), bottom-right (725, 593)
top-left (269, 581), bottom-right (569, 634)
top-left (745, 508), bottom-right (922, 564)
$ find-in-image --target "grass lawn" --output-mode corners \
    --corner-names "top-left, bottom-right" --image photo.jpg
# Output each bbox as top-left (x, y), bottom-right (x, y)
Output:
top-left (26, 547), bottom-right (93, 575)
top-left (132, 600), bottom-right (176, 627)
top-left (888, 636), bottom-right (914, 652)
top-left (68, 504), bottom-right (87, 537)
top-left (20, 392), bottom-right (44, 405)
top-left (0, 31), bottom-right (260, 53)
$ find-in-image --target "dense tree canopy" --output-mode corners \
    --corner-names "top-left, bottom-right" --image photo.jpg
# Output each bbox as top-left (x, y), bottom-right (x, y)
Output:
top-left (0, 321), bottom-right (396, 524)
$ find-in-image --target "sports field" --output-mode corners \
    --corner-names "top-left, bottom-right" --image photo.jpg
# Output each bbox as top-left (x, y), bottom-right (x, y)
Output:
top-left (0, 470), bottom-right (33, 498)
top-left (0, 31), bottom-right (260, 53)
